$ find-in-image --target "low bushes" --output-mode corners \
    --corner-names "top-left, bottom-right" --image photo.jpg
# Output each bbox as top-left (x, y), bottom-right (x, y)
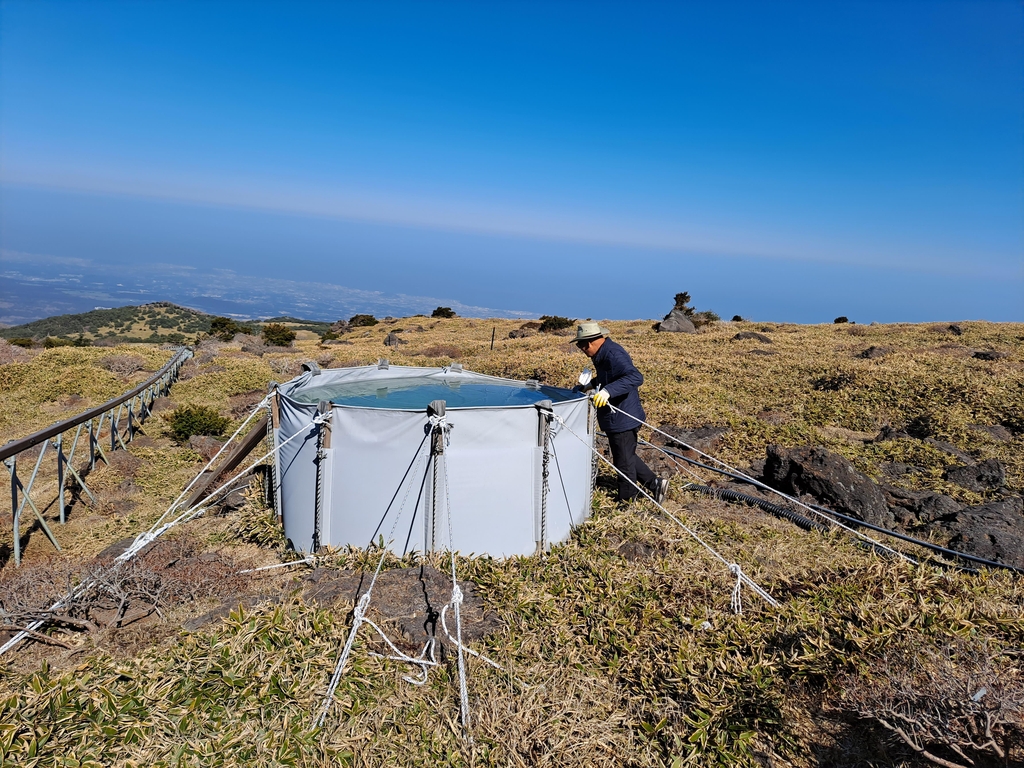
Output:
top-left (168, 404), bottom-right (231, 443)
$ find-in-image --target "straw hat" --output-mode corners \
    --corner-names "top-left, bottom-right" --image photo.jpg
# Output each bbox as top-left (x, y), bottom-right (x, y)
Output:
top-left (573, 322), bottom-right (610, 343)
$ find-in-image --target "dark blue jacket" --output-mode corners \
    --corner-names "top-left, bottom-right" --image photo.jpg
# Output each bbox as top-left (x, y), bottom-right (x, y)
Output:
top-left (592, 338), bottom-right (646, 433)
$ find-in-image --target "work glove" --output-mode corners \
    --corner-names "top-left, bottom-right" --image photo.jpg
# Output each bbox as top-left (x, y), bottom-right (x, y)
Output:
top-left (591, 389), bottom-right (609, 408)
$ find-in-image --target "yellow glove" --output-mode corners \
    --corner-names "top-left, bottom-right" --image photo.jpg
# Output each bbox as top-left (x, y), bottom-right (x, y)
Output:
top-left (591, 389), bottom-right (609, 408)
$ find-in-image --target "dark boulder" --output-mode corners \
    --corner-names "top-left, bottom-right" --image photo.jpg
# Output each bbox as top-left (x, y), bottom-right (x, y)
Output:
top-left (947, 323), bottom-right (963, 336)
top-left (858, 346), bottom-right (890, 359)
top-left (874, 424), bottom-right (910, 442)
top-left (732, 331), bottom-right (772, 344)
top-left (764, 445), bottom-right (894, 528)
top-left (929, 496), bottom-right (1024, 568)
top-left (507, 328), bottom-right (535, 339)
top-left (657, 424), bottom-right (730, 454)
top-left (972, 349), bottom-right (1007, 361)
top-left (657, 310), bottom-right (696, 334)
top-left (383, 332), bottom-right (406, 347)
top-left (944, 458), bottom-right (1005, 492)
top-left (747, 348), bottom-right (777, 356)
top-left (189, 435), bottom-right (226, 461)
top-left (882, 486), bottom-right (961, 529)
top-left (969, 424), bottom-right (1014, 443)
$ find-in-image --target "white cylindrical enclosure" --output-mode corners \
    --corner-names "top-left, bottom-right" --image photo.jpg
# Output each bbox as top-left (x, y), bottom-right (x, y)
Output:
top-left (273, 364), bottom-right (594, 558)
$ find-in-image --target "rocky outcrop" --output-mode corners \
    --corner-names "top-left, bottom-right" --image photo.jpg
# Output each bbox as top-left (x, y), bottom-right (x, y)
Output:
top-left (931, 497), bottom-right (1024, 567)
top-left (882, 486), bottom-right (962, 529)
top-left (858, 346), bottom-right (890, 359)
top-left (657, 310), bottom-right (696, 334)
top-left (944, 459), bottom-right (1005, 493)
top-left (764, 445), bottom-right (894, 528)
top-left (732, 332), bottom-right (772, 343)
top-left (656, 424), bottom-right (730, 454)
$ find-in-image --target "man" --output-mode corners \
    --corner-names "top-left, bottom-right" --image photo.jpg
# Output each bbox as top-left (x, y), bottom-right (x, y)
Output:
top-left (574, 322), bottom-right (668, 504)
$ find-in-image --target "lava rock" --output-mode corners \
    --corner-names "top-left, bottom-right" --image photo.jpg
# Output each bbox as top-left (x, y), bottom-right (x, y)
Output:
top-left (764, 445), bottom-right (894, 528)
top-left (748, 348), bottom-right (777, 356)
top-left (507, 328), bottom-right (535, 339)
top-left (656, 424), bottom-right (730, 454)
top-left (383, 332), bottom-right (406, 347)
top-left (657, 310), bottom-right (696, 334)
top-left (883, 486), bottom-right (962, 528)
top-left (969, 424), bottom-right (1015, 443)
top-left (947, 324), bottom-right (963, 336)
top-left (973, 349), bottom-right (1007, 361)
top-left (189, 435), bottom-right (226, 461)
top-left (944, 458), bottom-right (1006, 492)
top-left (732, 331), bottom-right (773, 343)
top-left (858, 346), bottom-right (891, 359)
top-left (930, 496), bottom-right (1024, 568)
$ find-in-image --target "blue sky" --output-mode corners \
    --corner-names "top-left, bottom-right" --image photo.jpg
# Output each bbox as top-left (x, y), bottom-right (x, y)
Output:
top-left (1, 1), bottom-right (1021, 322)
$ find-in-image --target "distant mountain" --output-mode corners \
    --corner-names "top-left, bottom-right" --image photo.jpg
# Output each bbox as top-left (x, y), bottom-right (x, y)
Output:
top-left (0, 302), bottom-right (332, 344)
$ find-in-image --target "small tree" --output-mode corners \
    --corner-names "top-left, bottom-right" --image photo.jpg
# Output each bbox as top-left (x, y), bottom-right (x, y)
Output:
top-left (210, 316), bottom-right (239, 341)
top-left (431, 306), bottom-right (457, 319)
top-left (168, 405), bottom-right (230, 443)
top-left (349, 314), bottom-right (378, 327)
top-left (834, 316), bottom-right (849, 324)
top-left (673, 292), bottom-right (694, 316)
top-left (262, 323), bottom-right (296, 347)
top-left (538, 315), bottom-right (575, 333)
top-left (731, 315), bottom-right (745, 322)
top-left (668, 292), bottom-right (718, 328)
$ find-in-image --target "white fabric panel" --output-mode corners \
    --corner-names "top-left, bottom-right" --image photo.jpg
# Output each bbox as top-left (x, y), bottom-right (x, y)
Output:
top-left (327, 406), bottom-right (431, 553)
top-left (276, 396), bottom-right (321, 552)
top-left (439, 407), bottom-right (539, 557)
top-left (545, 398), bottom-right (593, 546)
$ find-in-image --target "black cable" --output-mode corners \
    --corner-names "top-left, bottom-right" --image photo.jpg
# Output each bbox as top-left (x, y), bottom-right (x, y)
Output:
top-left (686, 484), bottom-right (830, 533)
top-left (655, 443), bottom-right (1023, 575)
top-left (367, 430), bottom-right (430, 547)
top-left (548, 438), bottom-right (576, 530)
top-left (402, 452), bottom-right (434, 557)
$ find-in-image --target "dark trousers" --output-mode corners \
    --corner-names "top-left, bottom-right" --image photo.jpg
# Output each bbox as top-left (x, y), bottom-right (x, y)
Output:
top-left (607, 428), bottom-right (657, 501)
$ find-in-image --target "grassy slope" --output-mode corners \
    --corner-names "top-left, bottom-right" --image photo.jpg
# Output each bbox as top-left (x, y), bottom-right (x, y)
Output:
top-left (0, 319), bottom-right (1022, 767)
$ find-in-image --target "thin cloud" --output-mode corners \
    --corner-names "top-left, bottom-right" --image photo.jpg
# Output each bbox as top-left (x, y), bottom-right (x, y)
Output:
top-left (2, 170), bottom-right (1018, 281)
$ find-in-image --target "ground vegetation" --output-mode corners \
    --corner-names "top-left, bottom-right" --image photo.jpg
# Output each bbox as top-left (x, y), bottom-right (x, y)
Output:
top-left (0, 318), bottom-right (1021, 766)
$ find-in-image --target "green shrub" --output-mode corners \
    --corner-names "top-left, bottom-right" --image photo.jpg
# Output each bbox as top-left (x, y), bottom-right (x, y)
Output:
top-left (209, 316), bottom-right (253, 341)
top-left (320, 330), bottom-right (340, 342)
top-left (731, 315), bottom-right (744, 322)
top-left (834, 316), bottom-right (849, 324)
top-left (262, 323), bottom-right (296, 347)
top-left (168, 404), bottom-right (231, 443)
top-left (349, 314), bottom-right (378, 327)
top-left (431, 306), bottom-right (457, 318)
top-left (538, 315), bottom-right (575, 333)
top-left (42, 336), bottom-right (75, 348)
top-left (691, 310), bottom-right (720, 328)
top-left (8, 338), bottom-right (34, 348)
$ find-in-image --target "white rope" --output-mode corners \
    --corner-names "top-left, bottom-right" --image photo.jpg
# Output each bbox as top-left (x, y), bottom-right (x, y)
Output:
top-left (239, 556), bottom-right (316, 574)
top-left (605, 403), bottom-right (917, 565)
top-left (435, 413), bottom-right (473, 734)
top-left (314, 436), bottom-right (432, 727)
top-left (439, 602), bottom-right (504, 671)
top-left (550, 411), bottom-right (779, 611)
top-left (729, 564), bottom-right (743, 615)
top-left (0, 405), bottom-right (320, 658)
top-left (153, 395), bottom-right (270, 531)
top-left (315, 591), bottom-right (371, 728)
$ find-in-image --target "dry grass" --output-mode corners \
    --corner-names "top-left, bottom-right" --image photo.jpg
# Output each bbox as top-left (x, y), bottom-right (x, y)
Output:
top-left (0, 319), bottom-right (1022, 766)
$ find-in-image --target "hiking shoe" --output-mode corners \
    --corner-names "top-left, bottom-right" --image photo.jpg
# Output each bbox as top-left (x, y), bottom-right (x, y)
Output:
top-left (654, 477), bottom-right (669, 504)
